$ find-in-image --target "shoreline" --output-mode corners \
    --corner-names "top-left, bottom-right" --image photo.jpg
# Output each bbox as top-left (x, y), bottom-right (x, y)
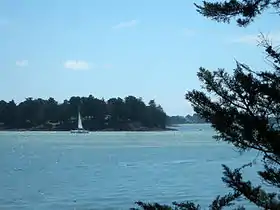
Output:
top-left (0, 127), bottom-right (177, 132)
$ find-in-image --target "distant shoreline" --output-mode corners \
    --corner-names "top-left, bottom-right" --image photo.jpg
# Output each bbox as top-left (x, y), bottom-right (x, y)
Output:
top-left (168, 122), bottom-right (209, 126)
top-left (0, 127), bottom-right (177, 132)
top-left (0, 123), bottom-right (214, 132)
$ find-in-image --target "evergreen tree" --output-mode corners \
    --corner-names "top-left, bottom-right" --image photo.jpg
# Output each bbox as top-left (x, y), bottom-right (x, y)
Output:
top-left (133, 0), bottom-right (280, 209)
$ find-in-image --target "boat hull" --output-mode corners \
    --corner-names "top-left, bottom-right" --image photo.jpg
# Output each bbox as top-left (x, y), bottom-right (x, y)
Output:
top-left (70, 129), bottom-right (89, 134)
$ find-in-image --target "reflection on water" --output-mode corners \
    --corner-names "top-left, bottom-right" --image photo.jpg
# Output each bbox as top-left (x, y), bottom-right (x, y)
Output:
top-left (0, 124), bottom-right (262, 209)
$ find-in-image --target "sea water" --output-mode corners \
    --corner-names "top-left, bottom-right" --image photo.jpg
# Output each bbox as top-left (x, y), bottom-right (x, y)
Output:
top-left (0, 124), bottom-right (265, 209)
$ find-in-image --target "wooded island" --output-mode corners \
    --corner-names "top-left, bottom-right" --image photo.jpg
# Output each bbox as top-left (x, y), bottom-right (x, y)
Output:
top-left (0, 95), bottom-right (169, 131)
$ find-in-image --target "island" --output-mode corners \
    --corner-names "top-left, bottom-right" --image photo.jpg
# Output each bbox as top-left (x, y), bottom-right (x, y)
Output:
top-left (0, 95), bottom-right (176, 131)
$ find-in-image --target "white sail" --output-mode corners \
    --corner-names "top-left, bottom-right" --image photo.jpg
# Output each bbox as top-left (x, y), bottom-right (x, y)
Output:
top-left (70, 108), bottom-right (89, 133)
top-left (78, 111), bottom-right (83, 129)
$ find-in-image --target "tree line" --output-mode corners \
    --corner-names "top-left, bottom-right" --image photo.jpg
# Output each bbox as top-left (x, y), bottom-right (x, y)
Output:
top-left (168, 114), bottom-right (206, 125)
top-left (0, 95), bottom-right (167, 131)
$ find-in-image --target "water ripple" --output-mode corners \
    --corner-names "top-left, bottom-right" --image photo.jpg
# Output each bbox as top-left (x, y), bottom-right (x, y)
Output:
top-left (0, 125), bottom-right (264, 209)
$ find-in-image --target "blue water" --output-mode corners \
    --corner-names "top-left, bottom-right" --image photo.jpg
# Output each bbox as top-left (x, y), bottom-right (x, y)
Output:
top-left (0, 124), bottom-right (264, 209)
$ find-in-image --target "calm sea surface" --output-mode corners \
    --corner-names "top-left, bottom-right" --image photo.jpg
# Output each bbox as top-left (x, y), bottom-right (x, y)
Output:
top-left (0, 124), bottom-right (265, 209)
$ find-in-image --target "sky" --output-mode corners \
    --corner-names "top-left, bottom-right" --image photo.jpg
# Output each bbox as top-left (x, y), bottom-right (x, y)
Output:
top-left (0, 0), bottom-right (279, 115)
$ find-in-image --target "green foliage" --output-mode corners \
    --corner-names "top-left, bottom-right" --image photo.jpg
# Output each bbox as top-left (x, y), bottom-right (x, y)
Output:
top-left (134, 0), bottom-right (280, 209)
top-left (0, 95), bottom-right (167, 131)
top-left (195, 0), bottom-right (280, 27)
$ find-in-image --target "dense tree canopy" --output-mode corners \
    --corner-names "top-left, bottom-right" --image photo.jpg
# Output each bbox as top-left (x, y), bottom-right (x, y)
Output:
top-left (133, 0), bottom-right (280, 209)
top-left (0, 95), bottom-right (167, 131)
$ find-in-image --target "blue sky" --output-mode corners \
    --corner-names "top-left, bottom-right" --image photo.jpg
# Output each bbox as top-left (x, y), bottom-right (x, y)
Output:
top-left (0, 0), bottom-right (279, 115)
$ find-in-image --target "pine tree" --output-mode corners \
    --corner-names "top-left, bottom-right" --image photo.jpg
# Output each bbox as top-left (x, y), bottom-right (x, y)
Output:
top-left (133, 1), bottom-right (280, 209)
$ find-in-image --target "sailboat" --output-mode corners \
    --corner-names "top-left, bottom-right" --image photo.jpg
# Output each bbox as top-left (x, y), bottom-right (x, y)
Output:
top-left (71, 109), bottom-right (89, 134)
